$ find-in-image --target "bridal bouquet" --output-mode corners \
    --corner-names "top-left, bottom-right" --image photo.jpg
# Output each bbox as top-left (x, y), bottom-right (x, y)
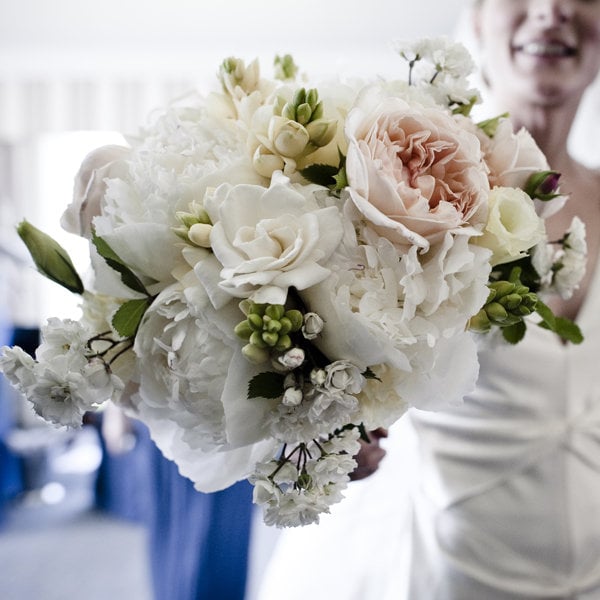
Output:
top-left (0, 39), bottom-right (585, 527)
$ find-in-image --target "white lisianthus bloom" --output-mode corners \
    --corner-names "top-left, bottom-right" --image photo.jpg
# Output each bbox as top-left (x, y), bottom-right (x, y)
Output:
top-left (202, 174), bottom-right (344, 304)
top-left (473, 186), bottom-right (546, 266)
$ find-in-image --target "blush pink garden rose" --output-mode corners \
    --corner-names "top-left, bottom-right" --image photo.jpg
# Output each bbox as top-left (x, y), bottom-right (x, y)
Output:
top-left (344, 88), bottom-right (489, 249)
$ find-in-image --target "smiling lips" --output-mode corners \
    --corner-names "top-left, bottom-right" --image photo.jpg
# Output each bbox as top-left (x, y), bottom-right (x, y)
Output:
top-left (515, 41), bottom-right (577, 58)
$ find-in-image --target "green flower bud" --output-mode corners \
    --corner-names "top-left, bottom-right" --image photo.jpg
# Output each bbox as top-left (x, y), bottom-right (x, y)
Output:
top-left (265, 304), bottom-right (285, 320)
top-left (250, 331), bottom-right (268, 348)
top-left (242, 343), bottom-right (270, 364)
top-left (306, 89), bottom-right (319, 111)
top-left (175, 212), bottom-right (201, 228)
top-left (265, 319), bottom-right (282, 333)
top-left (239, 299), bottom-right (252, 316)
top-left (249, 302), bottom-right (267, 316)
top-left (310, 101), bottom-right (324, 121)
top-left (297, 471), bottom-right (313, 490)
top-left (306, 119), bottom-right (338, 147)
top-left (274, 334), bottom-right (292, 351)
top-left (247, 313), bottom-right (264, 331)
top-left (468, 309), bottom-right (491, 333)
top-left (273, 54), bottom-right (299, 81)
top-left (262, 331), bottom-right (279, 347)
top-left (489, 280), bottom-right (516, 298)
top-left (498, 293), bottom-right (523, 310)
top-left (292, 88), bottom-right (307, 108)
top-left (296, 102), bottom-right (312, 125)
top-left (281, 103), bottom-right (297, 121)
top-left (234, 320), bottom-right (253, 340)
top-left (485, 302), bottom-right (509, 322)
top-left (278, 317), bottom-right (292, 335)
top-left (524, 170), bottom-right (561, 201)
top-left (284, 309), bottom-right (303, 331)
top-left (17, 220), bottom-right (84, 294)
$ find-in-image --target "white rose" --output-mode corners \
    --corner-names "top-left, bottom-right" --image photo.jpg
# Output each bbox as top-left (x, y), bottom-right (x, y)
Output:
top-left (203, 175), bottom-right (344, 304)
top-left (474, 186), bottom-right (546, 266)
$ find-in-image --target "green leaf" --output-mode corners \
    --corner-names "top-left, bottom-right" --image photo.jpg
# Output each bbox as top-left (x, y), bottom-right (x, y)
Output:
top-left (477, 112), bottom-right (510, 137)
top-left (112, 298), bottom-right (152, 338)
top-left (548, 317), bottom-right (583, 345)
top-left (363, 367), bottom-right (381, 381)
top-left (299, 163), bottom-right (339, 187)
top-left (535, 299), bottom-right (583, 344)
top-left (247, 371), bottom-right (286, 400)
top-left (333, 166), bottom-right (348, 191)
top-left (92, 231), bottom-right (150, 296)
top-left (534, 299), bottom-right (556, 329)
top-left (17, 220), bottom-right (84, 294)
top-left (501, 321), bottom-right (526, 344)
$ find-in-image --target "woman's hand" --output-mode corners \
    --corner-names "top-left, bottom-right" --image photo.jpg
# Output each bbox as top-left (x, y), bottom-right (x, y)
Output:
top-left (350, 427), bottom-right (388, 481)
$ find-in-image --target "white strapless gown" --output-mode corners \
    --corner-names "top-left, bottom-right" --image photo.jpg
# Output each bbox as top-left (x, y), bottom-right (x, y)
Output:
top-left (408, 258), bottom-right (600, 599)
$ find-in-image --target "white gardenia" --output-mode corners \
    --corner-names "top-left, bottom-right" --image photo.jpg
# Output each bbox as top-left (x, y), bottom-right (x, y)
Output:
top-left (202, 174), bottom-right (344, 304)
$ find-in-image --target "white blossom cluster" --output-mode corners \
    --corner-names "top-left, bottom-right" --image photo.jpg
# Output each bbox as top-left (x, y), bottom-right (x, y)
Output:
top-left (0, 318), bottom-right (123, 427)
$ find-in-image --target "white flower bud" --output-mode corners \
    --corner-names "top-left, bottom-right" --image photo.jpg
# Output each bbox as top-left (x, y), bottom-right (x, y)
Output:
top-left (302, 312), bottom-right (324, 339)
top-left (83, 358), bottom-right (111, 389)
top-left (278, 347), bottom-right (305, 370)
top-left (306, 119), bottom-right (338, 148)
top-left (310, 368), bottom-right (326, 386)
top-left (269, 117), bottom-right (310, 158)
top-left (188, 223), bottom-right (213, 248)
top-left (253, 145), bottom-right (285, 178)
top-left (282, 386), bottom-right (303, 406)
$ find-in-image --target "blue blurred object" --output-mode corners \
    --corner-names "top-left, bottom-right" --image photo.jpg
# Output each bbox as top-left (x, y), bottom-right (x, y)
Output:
top-left (147, 442), bottom-right (254, 600)
top-left (0, 326), bottom-right (36, 524)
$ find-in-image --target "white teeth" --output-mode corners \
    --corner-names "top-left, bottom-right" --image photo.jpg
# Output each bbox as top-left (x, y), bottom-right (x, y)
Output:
top-left (520, 42), bottom-right (573, 57)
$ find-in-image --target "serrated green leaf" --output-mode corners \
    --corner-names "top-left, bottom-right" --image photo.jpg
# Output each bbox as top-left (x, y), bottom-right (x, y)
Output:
top-left (247, 371), bottom-right (286, 400)
top-left (363, 367), bottom-right (381, 381)
top-left (501, 321), bottom-right (526, 344)
top-left (92, 231), bottom-right (150, 296)
top-left (112, 298), bottom-right (152, 338)
top-left (299, 163), bottom-right (339, 187)
top-left (333, 166), bottom-right (348, 191)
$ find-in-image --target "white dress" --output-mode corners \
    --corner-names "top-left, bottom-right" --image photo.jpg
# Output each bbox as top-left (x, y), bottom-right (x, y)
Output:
top-left (408, 258), bottom-right (600, 599)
